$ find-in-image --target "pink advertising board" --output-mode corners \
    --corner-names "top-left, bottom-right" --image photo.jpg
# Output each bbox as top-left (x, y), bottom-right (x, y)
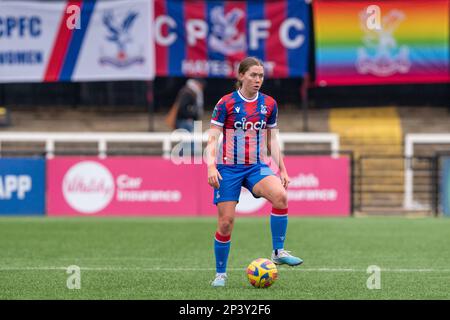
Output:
top-left (47, 157), bottom-right (202, 216)
top-left (200, 156), bottom-right (351, 216)
top-left (47, 156), bottom-right (350, 216)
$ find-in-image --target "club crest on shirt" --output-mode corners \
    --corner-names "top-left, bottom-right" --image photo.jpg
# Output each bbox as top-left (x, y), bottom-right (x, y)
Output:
top-left (260, 105), bottom-right (268, 114)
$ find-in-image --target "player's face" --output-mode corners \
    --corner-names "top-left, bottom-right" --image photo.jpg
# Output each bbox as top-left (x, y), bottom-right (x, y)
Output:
top-left (239, 65), bottom-right (264, 96)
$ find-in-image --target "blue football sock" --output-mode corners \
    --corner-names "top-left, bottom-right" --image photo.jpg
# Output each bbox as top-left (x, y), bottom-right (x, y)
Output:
top-left (214, 232), bottom-right (231, 273)
top-left (271, 208), bottom-right (288, 251)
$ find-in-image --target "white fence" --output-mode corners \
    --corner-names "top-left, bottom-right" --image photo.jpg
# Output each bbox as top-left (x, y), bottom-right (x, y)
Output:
top-left (0, 131), bottom-right (341, 159)
top-left (404, 133), bottom-right (450, 210)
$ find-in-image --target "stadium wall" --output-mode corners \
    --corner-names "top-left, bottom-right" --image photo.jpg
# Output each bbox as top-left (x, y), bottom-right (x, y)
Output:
top-left (0, 155), bottom-right (351, 217)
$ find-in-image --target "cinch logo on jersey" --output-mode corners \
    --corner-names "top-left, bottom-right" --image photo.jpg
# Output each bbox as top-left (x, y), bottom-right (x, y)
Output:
top-left (211, 91), bottom-right (277, 165)
top-left (234, 117), bottom-right (267, 130)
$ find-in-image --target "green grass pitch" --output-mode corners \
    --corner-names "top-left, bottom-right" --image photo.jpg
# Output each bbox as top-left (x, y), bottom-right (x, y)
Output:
top-left (0, 216), bottom-right (449, 299)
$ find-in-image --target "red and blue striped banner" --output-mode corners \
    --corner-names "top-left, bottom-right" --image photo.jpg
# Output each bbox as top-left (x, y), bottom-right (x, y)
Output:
top-left (45, 0), bottom-right (96, 82)
top-left (0, 0), bottom-right (154, 83)
top-left (155, 0), bottom-right (310, 78)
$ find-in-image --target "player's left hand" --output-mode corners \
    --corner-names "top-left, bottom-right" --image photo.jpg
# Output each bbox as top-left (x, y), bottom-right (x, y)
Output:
top-left (280, 171), bottom-right (290, 190)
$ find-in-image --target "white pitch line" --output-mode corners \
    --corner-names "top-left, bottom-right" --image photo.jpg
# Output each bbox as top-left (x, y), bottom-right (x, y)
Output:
top-left (0, 267), bottom-right (450, 273)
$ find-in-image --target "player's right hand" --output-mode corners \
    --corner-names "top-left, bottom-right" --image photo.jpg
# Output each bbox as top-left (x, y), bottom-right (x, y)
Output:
top-left (208, 166), bottom-right (222, 189)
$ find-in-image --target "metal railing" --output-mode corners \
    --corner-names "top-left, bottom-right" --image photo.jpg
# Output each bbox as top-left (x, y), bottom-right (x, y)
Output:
top-left (404, 134), bottom-right (450, 210)
top-left (358, 155), bottom-right (436, 215)
top-left (0, 131), bottom-right (340, 159)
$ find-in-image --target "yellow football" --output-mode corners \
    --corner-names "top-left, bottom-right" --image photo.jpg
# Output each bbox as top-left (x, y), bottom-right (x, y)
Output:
top-left (246, 258), bottom-right (278, 288)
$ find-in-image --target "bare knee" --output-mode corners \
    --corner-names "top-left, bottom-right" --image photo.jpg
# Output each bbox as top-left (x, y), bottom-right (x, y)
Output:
top-left (218, 216), bottom-right (234, 235)
top-left (272, 190), bottom-right (288, 209)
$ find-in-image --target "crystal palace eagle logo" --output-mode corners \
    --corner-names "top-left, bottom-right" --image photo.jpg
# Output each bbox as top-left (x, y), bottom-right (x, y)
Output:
top-left (356, 9), bottom-right (411, 77)
top-left (208, 6), bottom-right (247, 55)
top-left (99, 10), bottom-right (145, 68)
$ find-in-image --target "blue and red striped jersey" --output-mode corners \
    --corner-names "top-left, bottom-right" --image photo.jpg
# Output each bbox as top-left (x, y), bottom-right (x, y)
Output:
top-left (210, 90), bottom-right (278, 165)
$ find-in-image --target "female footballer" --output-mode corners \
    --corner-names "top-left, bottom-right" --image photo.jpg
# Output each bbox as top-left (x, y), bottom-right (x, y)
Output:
top-left (206, 57), bottom-right (303, 287)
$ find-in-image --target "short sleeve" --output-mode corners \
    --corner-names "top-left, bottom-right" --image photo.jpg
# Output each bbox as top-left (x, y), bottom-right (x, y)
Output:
top-left (210, 98), bottom-right (226, 127)
top-left (267, 100), bottom-right (278, 128)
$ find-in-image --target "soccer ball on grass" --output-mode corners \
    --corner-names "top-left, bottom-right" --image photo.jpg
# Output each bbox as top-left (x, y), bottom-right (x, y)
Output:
top-left (246, 258), bottom-right (278, 288)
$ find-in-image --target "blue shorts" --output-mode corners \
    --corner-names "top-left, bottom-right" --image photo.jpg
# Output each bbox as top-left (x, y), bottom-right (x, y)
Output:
top-left (213, 163), bottom-right (275, 205)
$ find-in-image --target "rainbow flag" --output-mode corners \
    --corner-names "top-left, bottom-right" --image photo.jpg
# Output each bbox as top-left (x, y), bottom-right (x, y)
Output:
top-left (313, 0), bottom-right (450, 86)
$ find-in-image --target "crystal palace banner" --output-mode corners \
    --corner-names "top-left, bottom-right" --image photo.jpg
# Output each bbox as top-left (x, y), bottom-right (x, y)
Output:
top-left (0, 0), bottom-right (154, 83)
top-left (313, 0), bottom-right (450, 86)
top-left (155, 0), bottom-right (310, 78)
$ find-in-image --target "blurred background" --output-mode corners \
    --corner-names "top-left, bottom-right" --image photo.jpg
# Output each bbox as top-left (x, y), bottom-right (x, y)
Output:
top-left (1, 0), bottom-right (449, 217)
